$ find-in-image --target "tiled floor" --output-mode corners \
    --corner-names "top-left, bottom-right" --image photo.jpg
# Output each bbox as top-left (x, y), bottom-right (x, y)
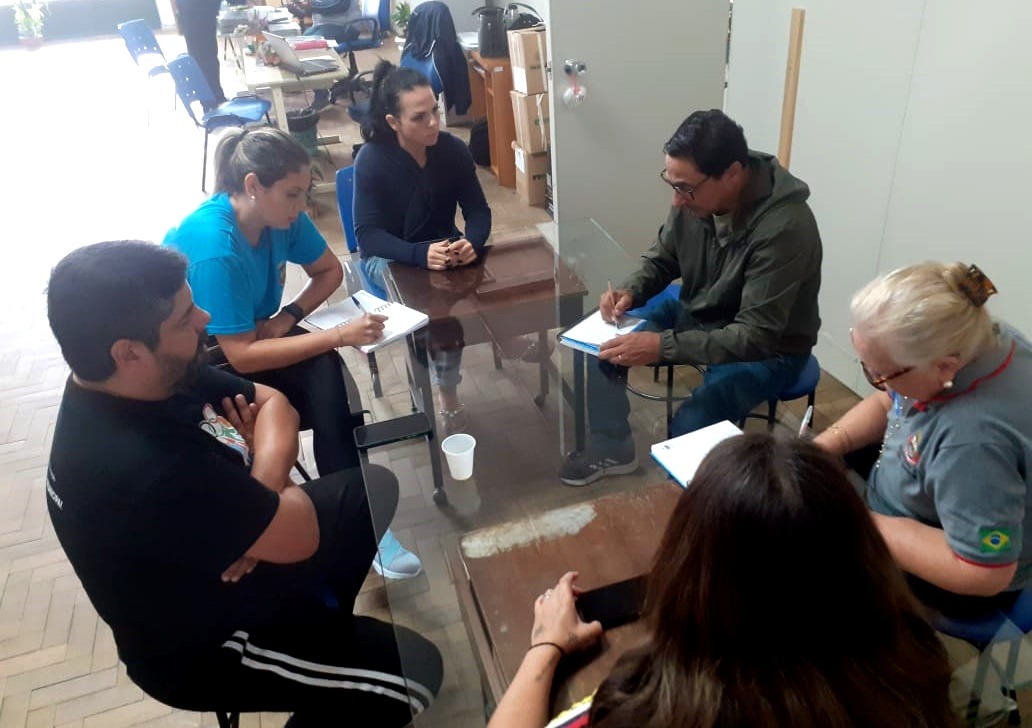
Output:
top-left (5, 29), bottom-right (1019, 728)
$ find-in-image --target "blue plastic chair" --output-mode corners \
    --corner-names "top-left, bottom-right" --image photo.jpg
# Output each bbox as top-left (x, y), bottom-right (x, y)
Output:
top-left (399, 48), bottom-right (444, 96)
top-left (116, 19), bottom-right (167, 77)
top-left (738, 354), bottom-right (820, 431)
top-left (335, 165), bottom-right (385, 397)
top-left (932, 590), bottom-right (1032, 726)
top-left (167, 54), bottom-right (273, 192)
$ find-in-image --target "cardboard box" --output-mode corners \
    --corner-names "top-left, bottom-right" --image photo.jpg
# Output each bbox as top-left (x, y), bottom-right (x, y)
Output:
top-left (514, 145), bottom-right (550, 206)
top-left (511, 90), bottom-right (550, 154)
top-left (508, 26), bottom-right (548, 95)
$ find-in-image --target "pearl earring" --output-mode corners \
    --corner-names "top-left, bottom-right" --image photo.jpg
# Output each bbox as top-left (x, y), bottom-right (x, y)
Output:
top-left (943, 380), bottom-right (954, 390)
top-left (250, 194), bottom-right (256, 200)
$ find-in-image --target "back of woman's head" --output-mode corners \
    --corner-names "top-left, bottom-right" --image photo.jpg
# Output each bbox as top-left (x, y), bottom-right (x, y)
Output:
top-left (590, 434), bottom-right (956, 728)
top-left (213, 126), bottom-right (310, 195)
top-left (851, 261), bottom-right (998, 367)
top-left (361, 59), bottom-right (432, 143)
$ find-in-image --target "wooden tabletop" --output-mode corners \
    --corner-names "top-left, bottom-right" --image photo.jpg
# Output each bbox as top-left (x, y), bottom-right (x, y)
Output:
top-left (449, 483), bottom-right (682, 711)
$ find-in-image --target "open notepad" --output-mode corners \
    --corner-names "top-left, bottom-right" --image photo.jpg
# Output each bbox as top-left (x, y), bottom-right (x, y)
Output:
top-left (304, 290), bottom-right (429, 354)
top-left (559, 310), bottom-right (646, 355)
top-left (650, 420), bottom-right (743, 488)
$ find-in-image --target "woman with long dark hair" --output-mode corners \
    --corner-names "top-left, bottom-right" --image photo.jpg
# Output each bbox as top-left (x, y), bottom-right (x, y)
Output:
top-left (353, 60), bottom-right (491, 423)
top-left (488, 434), bottom-right (957, 728)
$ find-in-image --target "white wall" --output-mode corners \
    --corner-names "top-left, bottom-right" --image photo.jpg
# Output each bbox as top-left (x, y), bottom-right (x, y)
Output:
top-left (415, 0), bottom-right (481, 33)
top-left (546, 0), bottom-right (729, 253)
top-left (726, 0), bottom-right (1032, 393)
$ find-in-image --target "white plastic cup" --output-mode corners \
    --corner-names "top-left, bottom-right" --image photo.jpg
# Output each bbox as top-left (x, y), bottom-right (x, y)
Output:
top-left (441, 434), bottom-right (477, 480)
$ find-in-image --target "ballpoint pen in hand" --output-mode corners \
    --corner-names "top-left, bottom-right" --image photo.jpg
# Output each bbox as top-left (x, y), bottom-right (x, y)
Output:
top-left (351, 294), bottom-right (367, 314)
top-left (798, 405), bottom-right (814, 437)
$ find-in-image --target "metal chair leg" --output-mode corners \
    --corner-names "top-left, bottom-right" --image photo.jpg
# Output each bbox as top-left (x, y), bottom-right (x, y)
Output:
top-left (966, 647), bottom-right (994, 726)
top-left (367, 351), bottom-right (383, 398)
top-left (201, 129), bottom-right (210, 192)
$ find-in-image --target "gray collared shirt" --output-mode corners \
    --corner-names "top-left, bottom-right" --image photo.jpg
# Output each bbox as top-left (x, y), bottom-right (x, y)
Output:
top-left (867, 323), bottom-right (1032, 589)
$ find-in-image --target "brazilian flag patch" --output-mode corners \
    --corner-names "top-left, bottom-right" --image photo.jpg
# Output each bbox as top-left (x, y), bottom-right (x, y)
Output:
top-left (979, 528), bottom-right (1013, 554)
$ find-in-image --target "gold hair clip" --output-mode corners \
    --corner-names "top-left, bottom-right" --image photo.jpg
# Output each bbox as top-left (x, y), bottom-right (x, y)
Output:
top-left (958, 264), bottom-right (997, 307)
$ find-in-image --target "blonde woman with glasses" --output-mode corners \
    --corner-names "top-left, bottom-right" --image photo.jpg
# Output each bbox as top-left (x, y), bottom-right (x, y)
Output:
top-left (815, 262), bottom-right (1032, 617)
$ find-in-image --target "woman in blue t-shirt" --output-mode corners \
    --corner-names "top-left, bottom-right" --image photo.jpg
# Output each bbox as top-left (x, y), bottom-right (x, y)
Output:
top-left (164, 126), bottom-right (422, 580)
top-left (353, 60), bottom-right (492, 424)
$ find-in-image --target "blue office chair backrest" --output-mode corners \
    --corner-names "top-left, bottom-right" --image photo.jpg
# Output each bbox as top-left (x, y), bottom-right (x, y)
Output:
top-left (335, 166), bottom-right (359, 254)
top-left (359, 0), bottom-right (389, 35)
top-left (167, 54), bottom-right (216, 126)
top-left (400, 49), bottom-right (443, 96)
top-left (117, 19), bottom-right (165, 65)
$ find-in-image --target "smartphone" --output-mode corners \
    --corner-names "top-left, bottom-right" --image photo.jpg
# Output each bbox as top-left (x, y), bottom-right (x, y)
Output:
top-left (576, 575), bottom-right (647, 631)
top-left (353, 413), bottom-right (431, 451)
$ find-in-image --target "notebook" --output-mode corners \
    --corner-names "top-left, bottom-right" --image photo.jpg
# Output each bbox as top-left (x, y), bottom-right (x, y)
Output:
top-left (650, 420), bottom-right (743, 488)
top-left (264, 33), bottom-right (340, 76)
top-left (559, 310), bottom-right (646, 355)
top-left (304, 290), bottom-right (429, 354)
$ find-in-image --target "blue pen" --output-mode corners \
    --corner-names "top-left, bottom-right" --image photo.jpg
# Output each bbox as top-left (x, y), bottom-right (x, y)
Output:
top-left (351, 294), bottom-right (366, 314)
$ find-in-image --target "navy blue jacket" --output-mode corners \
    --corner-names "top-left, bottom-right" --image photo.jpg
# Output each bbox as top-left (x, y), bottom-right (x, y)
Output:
top-left (404, 1), bottom-right (471, 114)
top-left (353, 131), bottom-right (491, 267)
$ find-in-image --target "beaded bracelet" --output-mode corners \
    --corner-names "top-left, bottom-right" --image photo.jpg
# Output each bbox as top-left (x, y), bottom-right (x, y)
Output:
top-left (529, 642), bottom-right (565, 657)
top-left (827, 424), bottom-right (854, 453)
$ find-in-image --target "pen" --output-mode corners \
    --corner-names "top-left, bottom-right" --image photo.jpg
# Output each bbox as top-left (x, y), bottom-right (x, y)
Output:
top-left (351, 294), bottom-right (366, 314)
top-left (606, 280), bottom-right (621, 326)
top-left (798, 405), bottom-right (814, 437)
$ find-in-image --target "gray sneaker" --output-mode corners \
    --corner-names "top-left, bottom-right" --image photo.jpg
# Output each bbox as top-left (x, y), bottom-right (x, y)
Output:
top-left (559, 440), bottom-right (638, 486)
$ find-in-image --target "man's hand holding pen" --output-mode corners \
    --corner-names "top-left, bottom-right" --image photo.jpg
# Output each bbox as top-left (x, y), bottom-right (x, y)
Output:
top-left (601, 280), bottom-right (634, 325)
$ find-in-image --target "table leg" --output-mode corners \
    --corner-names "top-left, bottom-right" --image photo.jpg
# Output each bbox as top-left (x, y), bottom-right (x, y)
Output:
top-left (407, 328), bottom-right (446, 505)
top-left (270, 87), bottom-right (289, 132)
top-left (534, 329), bottom-right (549, 407)
top-left (574, 349), bottom-right (585, 452)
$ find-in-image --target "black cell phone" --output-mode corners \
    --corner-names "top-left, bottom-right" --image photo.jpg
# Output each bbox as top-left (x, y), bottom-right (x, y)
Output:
top-left (576, 575), bottom-right (647, 631)
top-left (353, 413), bottom-right (431, 451)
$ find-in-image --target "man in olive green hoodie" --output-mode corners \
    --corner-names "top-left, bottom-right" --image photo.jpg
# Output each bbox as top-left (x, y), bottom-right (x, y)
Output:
top-left (560, 109), bottom-right (822, 486)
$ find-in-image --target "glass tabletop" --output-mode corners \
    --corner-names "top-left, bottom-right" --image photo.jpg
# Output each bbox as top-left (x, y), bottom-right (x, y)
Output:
top-left (344, 218), bottom-right (693, 726)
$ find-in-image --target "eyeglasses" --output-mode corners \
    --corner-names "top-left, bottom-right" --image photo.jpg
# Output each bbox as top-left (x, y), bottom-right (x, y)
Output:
top-left (860, 360), bottom-right (914, 391)
top-left (660, 169), bottom-right (709, 200)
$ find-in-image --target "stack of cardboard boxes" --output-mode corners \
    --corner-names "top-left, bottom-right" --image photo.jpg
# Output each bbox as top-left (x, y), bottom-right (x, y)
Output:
top-left (508, 26), bottom-right (551, 209)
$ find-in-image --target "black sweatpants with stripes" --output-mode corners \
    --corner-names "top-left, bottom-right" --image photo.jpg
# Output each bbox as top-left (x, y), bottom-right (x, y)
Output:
top-left (132, 465), bottom-right (443, 725)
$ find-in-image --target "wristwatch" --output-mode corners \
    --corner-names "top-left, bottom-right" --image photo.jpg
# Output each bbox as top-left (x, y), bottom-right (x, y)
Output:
top-left (281, 302), bottom-right (304, 323)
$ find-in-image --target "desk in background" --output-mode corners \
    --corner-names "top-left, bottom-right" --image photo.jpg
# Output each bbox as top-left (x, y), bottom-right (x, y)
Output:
top-left (467, 50), bottom-right (516, 188)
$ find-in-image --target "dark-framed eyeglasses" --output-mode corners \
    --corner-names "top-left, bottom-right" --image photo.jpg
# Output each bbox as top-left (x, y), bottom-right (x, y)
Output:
top-left (660, 169), bottom-right (709, 200)
top-left (860, 360), bottom-right (914, 391)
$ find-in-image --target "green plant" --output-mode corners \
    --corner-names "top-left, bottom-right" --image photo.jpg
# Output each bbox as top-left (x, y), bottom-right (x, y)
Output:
top-left (14, 0), bottom-right (47, 39)
top-left (391, 0), bottom-right (411, 36)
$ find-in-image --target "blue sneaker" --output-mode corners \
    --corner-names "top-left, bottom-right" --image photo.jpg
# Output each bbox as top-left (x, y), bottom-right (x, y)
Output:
top-left (373, 529), bottom-right (423, 580)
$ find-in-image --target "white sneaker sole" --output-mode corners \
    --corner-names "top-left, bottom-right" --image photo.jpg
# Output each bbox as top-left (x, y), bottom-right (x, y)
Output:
top-left (372, 558), bottom-right (423, 580)
top-left (559, 457), bottom-right (638, 487)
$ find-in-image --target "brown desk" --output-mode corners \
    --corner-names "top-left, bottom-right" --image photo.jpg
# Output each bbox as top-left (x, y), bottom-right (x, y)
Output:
top-left (385, 232), bottom-right (589, 504)
top-left (467, 50), bottom-right (516, 188)
top-left (447, 483), bottom-right (682, 712)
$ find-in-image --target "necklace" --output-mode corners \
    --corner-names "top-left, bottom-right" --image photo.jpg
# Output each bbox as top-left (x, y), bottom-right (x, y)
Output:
top-left (874, 394), bottom-right (909, 470)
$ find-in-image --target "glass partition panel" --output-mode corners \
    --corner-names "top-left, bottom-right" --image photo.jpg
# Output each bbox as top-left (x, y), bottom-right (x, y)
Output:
top-left (348, 218), bottom-right (682, 726)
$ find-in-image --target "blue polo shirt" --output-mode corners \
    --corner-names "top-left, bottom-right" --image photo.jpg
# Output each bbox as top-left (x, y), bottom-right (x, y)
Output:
top-left (164, 194), bottom-right (326, 335)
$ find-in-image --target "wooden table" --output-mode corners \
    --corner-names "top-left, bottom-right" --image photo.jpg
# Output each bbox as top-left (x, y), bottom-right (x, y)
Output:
top-left (384, 232), bottom-right (589, 504)
top-left (447, 483), bottom-right (682, 712)
top-left (467, 50), bottom-right (516, 188)
top-left (239, 43), bottom-right (349, 195)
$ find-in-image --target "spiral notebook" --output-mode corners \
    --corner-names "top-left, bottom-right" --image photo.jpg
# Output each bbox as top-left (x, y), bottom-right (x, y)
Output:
top-left (304, 290), bottom-right (429, 354)
top-left (559, 310), bottom-right (646, 356)
top-left (650, 420), bottom-right (743, 488)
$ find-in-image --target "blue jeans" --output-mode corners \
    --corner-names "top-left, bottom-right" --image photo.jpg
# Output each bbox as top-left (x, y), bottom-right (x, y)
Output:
top-left (587, 298), bottom-right (809, 439)
top-left (361, 256), bottom-right (463, 388)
